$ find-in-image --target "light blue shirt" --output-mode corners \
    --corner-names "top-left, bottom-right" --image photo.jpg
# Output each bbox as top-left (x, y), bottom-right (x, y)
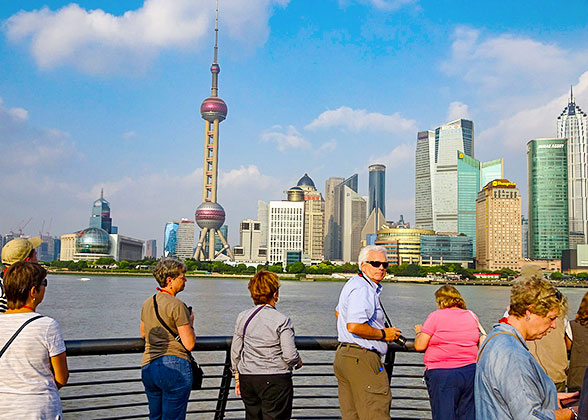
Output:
top-left (335, 272), bottom-right (387, 356)
top-left (475, 323), bottom-right (558, 420)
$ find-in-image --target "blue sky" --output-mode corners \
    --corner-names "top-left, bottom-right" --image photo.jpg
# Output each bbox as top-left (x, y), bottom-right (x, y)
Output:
top-left (2, 0), bottom-right (588, 251)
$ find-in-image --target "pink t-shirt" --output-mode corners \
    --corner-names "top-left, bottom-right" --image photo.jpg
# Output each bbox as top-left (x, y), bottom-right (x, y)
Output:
top-left (421, 307), bottom-right (480, 370)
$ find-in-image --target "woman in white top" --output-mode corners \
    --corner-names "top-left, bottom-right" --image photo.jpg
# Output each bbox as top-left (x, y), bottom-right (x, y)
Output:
top-left (0, 261), bottom-right (69, 420)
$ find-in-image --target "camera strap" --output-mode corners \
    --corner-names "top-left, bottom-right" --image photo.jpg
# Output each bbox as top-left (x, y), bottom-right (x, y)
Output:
top-left (358, 271), bottom-right (392, 328)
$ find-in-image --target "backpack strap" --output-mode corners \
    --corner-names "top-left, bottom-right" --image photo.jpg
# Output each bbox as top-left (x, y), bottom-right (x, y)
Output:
top-left (0, 315), bottom-right (44, 358)
top-left (477, 331), bottom-right (525, 362)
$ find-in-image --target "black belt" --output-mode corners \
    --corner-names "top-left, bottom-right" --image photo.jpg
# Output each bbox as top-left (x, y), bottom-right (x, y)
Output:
top-left (338, 342), bottom-right (381, 356)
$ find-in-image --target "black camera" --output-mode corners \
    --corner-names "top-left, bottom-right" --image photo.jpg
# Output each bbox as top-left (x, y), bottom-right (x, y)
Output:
top-left (394, 335), bottom-right (407, 348)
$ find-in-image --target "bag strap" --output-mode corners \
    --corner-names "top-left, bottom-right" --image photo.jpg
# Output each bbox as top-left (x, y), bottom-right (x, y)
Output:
top-left (152, 294), bottom-right (194, 361)
top-left (239, 305), bottom-right (266, 359)
top-left (477, 331), bottom-right (525, 362)
top-left (468, 310), bottom-right (487, 336)
top-left (0, 315), bottom-right (44, 359)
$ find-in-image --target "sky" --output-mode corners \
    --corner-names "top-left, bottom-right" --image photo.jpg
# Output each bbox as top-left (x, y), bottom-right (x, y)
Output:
top-left (2, 0), bottom-right (588, 254)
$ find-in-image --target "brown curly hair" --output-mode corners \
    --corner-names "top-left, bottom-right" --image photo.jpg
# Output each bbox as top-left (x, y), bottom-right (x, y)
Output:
top-left (249, 270), bottom-right (280, 305)
top-left (509, 276), bottom-right (568, 318)
top-left (575, 291), bottom-right (588, 326)
top-left (435, 285), bottom-right (466, 309)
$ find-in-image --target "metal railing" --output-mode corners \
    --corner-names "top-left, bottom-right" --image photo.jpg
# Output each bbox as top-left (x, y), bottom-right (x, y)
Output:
top-left (61, 337), bottom-right (431, 420)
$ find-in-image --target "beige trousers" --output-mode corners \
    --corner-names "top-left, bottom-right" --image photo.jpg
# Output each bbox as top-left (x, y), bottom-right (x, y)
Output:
top-left (333, 345), bottom-right (391, 420)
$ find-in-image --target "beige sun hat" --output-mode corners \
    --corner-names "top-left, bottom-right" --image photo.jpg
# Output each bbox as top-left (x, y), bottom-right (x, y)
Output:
top-left (1, 237), bottom-right (42, 265)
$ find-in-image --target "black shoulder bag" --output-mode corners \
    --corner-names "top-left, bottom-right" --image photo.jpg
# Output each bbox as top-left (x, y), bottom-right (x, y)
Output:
top-left (152, 295), bottom-right (203, 390)
top-left (0, 315), bottom-right (44, 358)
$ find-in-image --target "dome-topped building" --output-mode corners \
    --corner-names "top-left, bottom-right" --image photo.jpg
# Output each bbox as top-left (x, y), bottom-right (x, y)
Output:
top-left (297, 173), bottom-right (316, 189)
top-left (76, 227), bottom-right (111, 254)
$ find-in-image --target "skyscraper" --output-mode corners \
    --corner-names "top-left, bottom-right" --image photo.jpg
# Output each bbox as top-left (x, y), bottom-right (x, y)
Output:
top-left (332, 174), bottom-right (366, 262)
top-left (267, 200), bottom-right (304, 264)
top-left (193, 4), bottom-right (233, 261)
top-left (145, 239), bottom-right (157, 259)
top-left (368, 164), bottom-right (386, 219)
top-left (176, 219), bottom-right (195, 260)
top-left (415, 119), bottom-right (474, 233)
top-left (476, 179), bottom-right (521, 270)
top-left (528, 138), bottom-right (569, 259)
top-left (89, 189), bottom-right (113, 234)
top-left (457, 152), bottom-right (503, 255)
top-left (234, 219), bottom-right (266, 263)
top-left (323, 177), bottom-right (344, 260)
top-left (296, 174), bottom-right (325, 261)
top-left (163, 222), bottom-right (179, 257)
top-left (557, 88), bottom-right (588, 247)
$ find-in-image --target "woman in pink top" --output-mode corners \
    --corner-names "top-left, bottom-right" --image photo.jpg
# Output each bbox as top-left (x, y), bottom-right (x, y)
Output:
top-left (414, 285), bottom-right (483, 420)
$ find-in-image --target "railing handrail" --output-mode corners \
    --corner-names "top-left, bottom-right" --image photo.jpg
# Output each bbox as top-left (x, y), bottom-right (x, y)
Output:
top-left (64, 336), bottom-right (417, 356)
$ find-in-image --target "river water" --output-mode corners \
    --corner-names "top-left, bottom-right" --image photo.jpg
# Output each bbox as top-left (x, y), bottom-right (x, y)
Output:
top-left (39, 275), bottom-right (588, 419)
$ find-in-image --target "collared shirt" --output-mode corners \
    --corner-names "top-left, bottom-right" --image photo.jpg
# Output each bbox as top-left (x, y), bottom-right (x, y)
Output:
top-left (231, 304), bottom-right (300, 375)
top-left (335, 272), bottom-right (387, 356)
top-left (475, 323), bottom-right (558, 420)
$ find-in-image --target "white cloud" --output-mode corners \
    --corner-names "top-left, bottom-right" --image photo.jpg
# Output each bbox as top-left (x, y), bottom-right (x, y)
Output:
top-left (305, 106), bottom-right (416, 133)
top-left (318, 139), bottom-right (337, 152)
top-left (340, 0), bottom-right (417, 11)
top-left (260, 125), bottom-right (310, 151)
top-left (122, 130), bottom-right (136, 139)
top-left (446, 101), bottom-right (470, 121)
top-left (7, 107), bottom-right (28, 122)
top-left (4, 0), bottom-right (289, 74)
top-left (442, 27), bottom-right (588, 97)
top-left (371, 143), bottom-right (414, 170)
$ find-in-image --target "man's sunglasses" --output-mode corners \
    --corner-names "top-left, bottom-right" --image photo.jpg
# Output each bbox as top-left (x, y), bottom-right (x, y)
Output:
top-left (539, 289), bottom-right (562, 302)
top-left (365, 261), bottom-right (389, 269)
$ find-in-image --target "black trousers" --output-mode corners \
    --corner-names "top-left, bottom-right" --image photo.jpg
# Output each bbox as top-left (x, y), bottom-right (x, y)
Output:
top-left (240, 373), bottom-right (293, 420)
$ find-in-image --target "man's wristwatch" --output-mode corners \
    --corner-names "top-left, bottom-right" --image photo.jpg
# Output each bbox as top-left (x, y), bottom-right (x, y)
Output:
top-left (569, 407), bottom-right (577, 420)
top-left (380, 329), bottom-right (386, 340)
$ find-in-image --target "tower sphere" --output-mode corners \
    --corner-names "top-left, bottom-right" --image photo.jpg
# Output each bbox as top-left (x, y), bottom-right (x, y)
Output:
top-left (195, 201), bottom-right (226, 230)
top-left (201, 96), bottom-right (227, 122)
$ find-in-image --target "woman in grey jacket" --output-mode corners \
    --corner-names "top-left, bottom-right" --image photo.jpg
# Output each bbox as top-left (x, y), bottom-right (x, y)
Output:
top-left (231, 270), bottom-right (302, 420)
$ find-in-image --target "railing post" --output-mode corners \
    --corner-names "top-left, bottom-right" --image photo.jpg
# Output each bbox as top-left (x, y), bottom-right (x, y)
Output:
top-left (214, 349), bottom-right (233, 420)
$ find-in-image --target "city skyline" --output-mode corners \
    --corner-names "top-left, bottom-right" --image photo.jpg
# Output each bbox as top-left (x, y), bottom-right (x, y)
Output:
top-left (2, 0), bottom-right (588, 245)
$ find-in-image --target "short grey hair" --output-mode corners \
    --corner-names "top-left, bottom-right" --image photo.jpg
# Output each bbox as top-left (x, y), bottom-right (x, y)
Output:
top-left (153, 258), bottom-right (187, 287)
top-left (357, 245), bottom-right (388, 268)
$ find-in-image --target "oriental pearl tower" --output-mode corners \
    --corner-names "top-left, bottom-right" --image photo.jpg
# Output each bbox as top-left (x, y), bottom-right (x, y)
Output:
top-left (193, 2), bottom-right (234, 261)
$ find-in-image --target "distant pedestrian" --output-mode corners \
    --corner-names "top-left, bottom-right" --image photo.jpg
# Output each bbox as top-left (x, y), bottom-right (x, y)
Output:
top-left (414, 285), bottom-right (481, 420)
top-left (231, 270), bottom-right (302, 420)
top-left (0, 237), bottom-right (41, 313)
top-left (140, 258), bottom-right (196, 420)
top-left (0, 261), bottom-right (69, 418)
top-left (333, 245), bottom-right (403, 420)
top-left (569, 291), bottom-right (588, 392)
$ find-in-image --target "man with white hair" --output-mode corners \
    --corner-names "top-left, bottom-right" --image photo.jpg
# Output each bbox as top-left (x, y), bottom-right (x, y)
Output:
top-left (333, 245), bottom-right (402, 420)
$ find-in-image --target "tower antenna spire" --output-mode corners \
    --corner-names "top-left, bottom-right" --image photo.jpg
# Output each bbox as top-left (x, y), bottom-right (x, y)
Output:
top-left (214, 0), bottom-right (219, 64)
top-left (210, 0), bottom-right (220, 97)
top-left (571, 85), bottom-right (575, 103)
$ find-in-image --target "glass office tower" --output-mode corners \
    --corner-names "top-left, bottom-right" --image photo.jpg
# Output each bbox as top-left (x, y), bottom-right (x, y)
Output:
top-left (457, 153), bottom-right (503, 256)
top-left (163, 222), bottom-right (179, 257)
top-left (89, 190), bottom-right (113, 234)
top-left (528, 139), bottom-right (569, 259)
top-left (368, 164), bottom-right (386, 218)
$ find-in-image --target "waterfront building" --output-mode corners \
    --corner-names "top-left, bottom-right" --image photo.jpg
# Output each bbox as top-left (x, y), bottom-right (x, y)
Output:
top-left (420, 234), bottom-right (473, 267)
top-left (368, 164), bottom-right (386, 218)
top-left (38, 235), bottom-right (60, 261)
top-left (193, 7), bottom-right (233, 261)
top-left (528, 138), bottom-right (569, 259)
top-left (59, 233), bottom-right (77, 261)
top-left (476, 179), bottom-right (522, 270)
top-left (323, 176), bottom-right (344, 260)
top-left (415, 119), bottom-right (475, 233)
top-left (376, 227), bottom-right (435, 264)
top-left (457, 152), bottom-right (503, 256)
top-left (332, 175), bottom-right (366, 262)
top-left (163, 222), bottom-right (179, 257)
top-left (234, 219), bottom-right (267, 264)
top-left (521, 216), bottom-right (529, 258)
top-left (558, 89), bottom-right (588, 247)
top-left (176, 219), bottom-right (195, 260)
top-left (562, 244), bottom-right (588, 273)
top-left (145, 239), bottom-right (157, 259)
top-left (89, 189), bottom-right (114, 234)
top-left (267, 200), bottom-right (304, 264)
top-left (296, 174), bottom-right (325, 261)
top-left (361, 208), bottom-right (386, 245)
top-left (257, 200), bottom-right (269, 248)
top-left (374, 238), bottom-right (399, 264)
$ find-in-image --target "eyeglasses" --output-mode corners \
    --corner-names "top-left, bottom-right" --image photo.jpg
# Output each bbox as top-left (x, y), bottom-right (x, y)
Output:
top-left (365, 261), bottom-right (389, 269)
